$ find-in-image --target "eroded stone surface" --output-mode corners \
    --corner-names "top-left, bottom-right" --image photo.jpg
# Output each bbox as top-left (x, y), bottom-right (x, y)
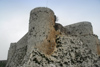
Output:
top-left (65, 22), bottom-right (100, 54)
top-left (6, 33), bottom-right (28, 67)
top-left (28, 7), bottom-right (58, 56)
top-left (78, 35), bottom-right (99, 54)
top-left (97, 39), bottom-right (100, 56)
top-left (55, 23), bottom-right (67, 35)
top-left (65, 22), bottom-right (93, 36)
top-left (18, 35), bottom-right (100, 67)
top-left (6, 7), bottom-right (100, 67)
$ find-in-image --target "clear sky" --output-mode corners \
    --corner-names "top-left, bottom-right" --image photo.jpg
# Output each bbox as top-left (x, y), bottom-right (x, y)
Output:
top-left (0, 0), bottom-right (100, 60)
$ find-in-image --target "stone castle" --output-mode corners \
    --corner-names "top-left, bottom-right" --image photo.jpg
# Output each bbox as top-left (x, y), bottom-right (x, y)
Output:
top-left (4, 7), bottom-right (100, 67)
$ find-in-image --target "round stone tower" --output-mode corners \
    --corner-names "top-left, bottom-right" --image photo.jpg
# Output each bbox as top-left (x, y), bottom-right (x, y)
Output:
top-left (28, 7), bottom-right (57, 56)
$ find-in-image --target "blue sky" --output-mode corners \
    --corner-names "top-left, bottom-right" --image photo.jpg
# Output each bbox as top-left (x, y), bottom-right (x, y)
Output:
top-left (0, 0), bottom-right (100, 60)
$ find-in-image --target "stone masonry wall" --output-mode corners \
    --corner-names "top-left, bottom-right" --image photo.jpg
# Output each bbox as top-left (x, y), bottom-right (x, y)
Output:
top-left (6, 33), bottom-right (28, 67)
top-left (28, 7), bottom-right (59, 56)
top-left (65, 22), bottom-right (99, 54)
top-left (6, 7), bottom-right (100, 67)
top-left (65, 22), bottom-right (93, 36)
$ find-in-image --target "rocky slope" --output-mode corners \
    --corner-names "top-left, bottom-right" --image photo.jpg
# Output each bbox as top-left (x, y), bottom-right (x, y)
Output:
top-left (5, 7), bottom-right (100, 67)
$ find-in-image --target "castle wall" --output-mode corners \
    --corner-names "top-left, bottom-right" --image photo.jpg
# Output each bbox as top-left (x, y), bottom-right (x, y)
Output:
top-left (28, 7), bottom-right (57, 56)
top-left (65, 22), bottom-right (93, 36)
top-left (65, 22), bottom-right (99, 54)
top-left (16, 33), bottom-right (28, 50)
top-left (6, 7), bottom-right (100, 67)
top-left (6, 33), bottom-right (28, 67)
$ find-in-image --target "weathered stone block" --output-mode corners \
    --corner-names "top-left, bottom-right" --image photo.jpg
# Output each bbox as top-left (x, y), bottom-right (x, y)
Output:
top-left (6, 33), bottom-right (28, 67)
top-left (16, 33), bottom-right (28, 49)
top-left (55, 23), bottom-right (67, 34)
top-left (78, 35), bottom-right (99, 54)
top-left (65, 22), bottom-right (93, 36)
top-left (7, 43), bottom-right (16, 61)
top-left (97, 39), bottom-right (100, 56)
top-left (65, 22), bottom-right (99, 55)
